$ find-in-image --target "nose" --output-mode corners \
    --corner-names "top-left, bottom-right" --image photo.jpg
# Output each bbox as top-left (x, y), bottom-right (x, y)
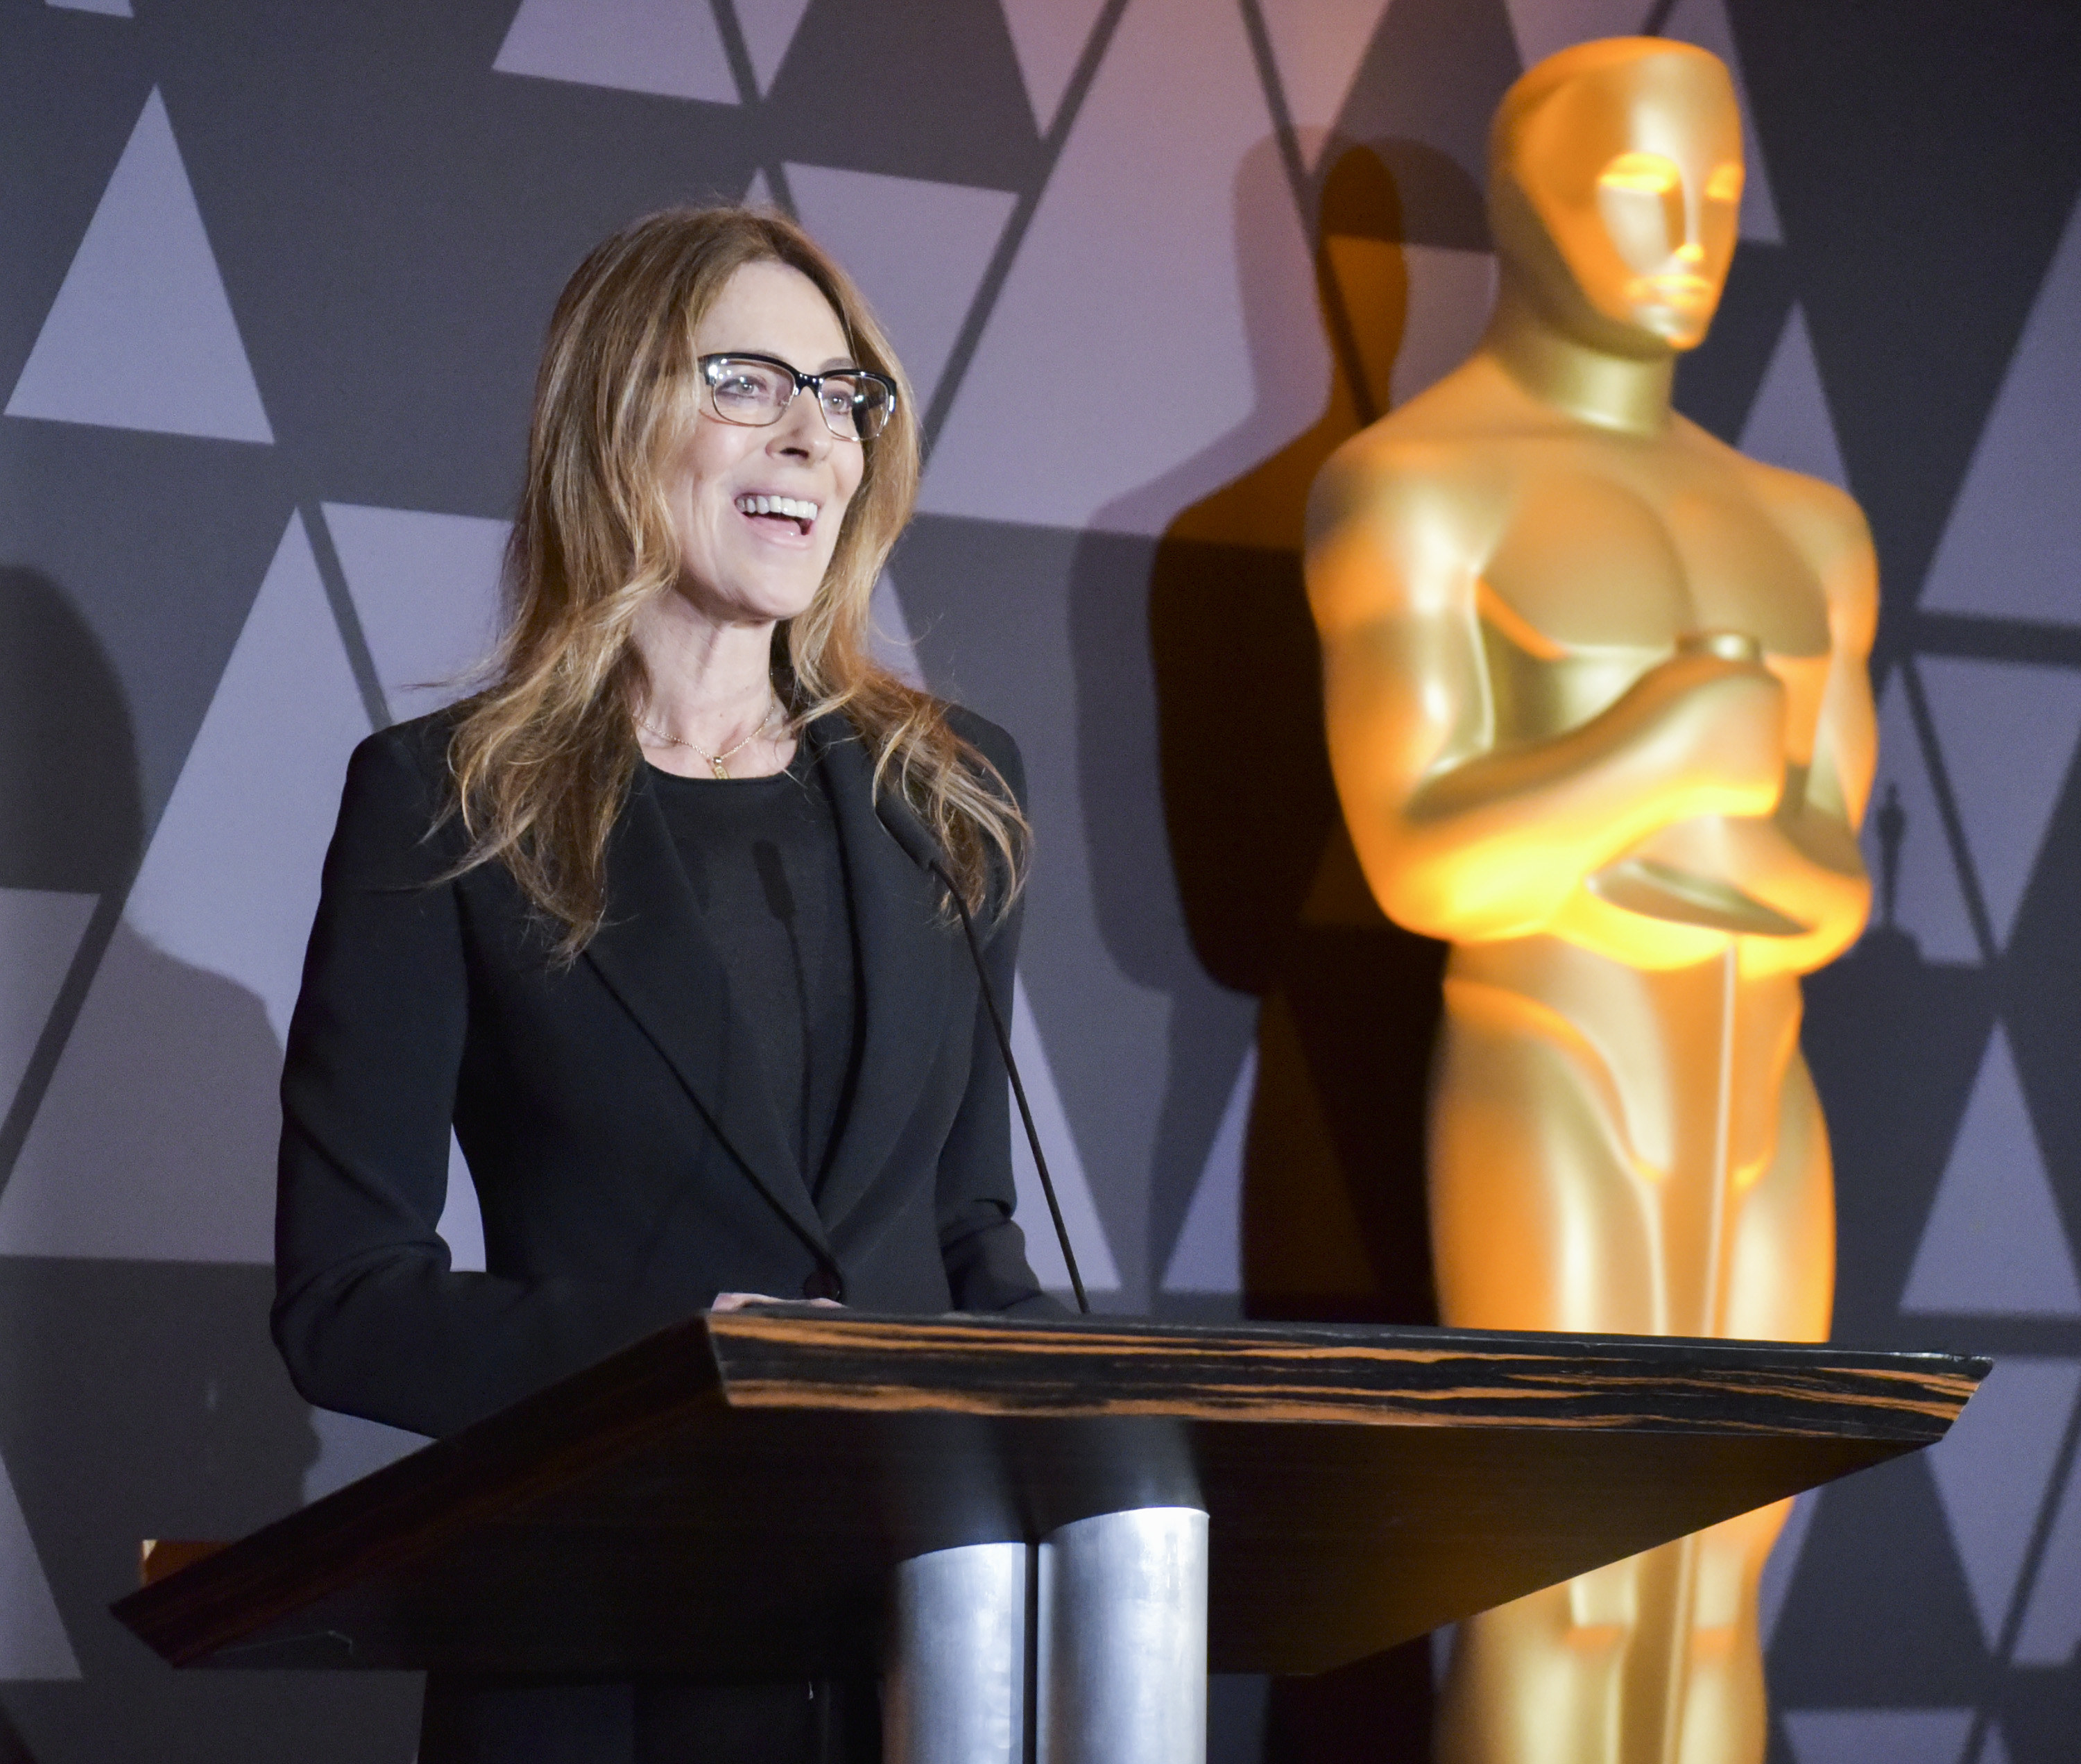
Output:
top-left (770, 388), bottom-right (832, 458)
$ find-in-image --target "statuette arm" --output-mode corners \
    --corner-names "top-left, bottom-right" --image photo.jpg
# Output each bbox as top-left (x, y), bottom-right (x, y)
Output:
top-left (1308, 478), bottom-right (1788, 944)
top-left (1614, 486), bottom-right (1878, 973)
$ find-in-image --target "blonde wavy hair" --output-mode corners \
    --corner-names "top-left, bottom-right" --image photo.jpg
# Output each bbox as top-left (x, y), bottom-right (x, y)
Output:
top-left (442, 205), bottom-right (1027, 959)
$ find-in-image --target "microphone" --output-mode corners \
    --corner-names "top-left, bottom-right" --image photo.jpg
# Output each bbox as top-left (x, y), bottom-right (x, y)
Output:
top-left (878, 798), bottom-right (1091, 1315)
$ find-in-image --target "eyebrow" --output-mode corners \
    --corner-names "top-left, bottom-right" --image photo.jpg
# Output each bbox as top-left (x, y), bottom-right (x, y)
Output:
top-left (712, 348), bottom-right (860, 375)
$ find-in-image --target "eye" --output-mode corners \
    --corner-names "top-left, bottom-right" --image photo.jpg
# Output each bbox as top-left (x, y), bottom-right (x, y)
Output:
top-left (1706, 162), bottom-right (1745, 205)
top-left (1598, 152), bottom-right (1681, 196)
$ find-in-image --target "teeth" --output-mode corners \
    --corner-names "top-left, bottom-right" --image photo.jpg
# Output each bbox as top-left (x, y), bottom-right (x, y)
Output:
top-left (736, 494), bottom-right (819, 522)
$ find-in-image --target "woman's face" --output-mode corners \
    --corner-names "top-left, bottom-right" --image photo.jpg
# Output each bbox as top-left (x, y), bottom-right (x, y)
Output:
top-left (660, 258), bottom-right (866, 628)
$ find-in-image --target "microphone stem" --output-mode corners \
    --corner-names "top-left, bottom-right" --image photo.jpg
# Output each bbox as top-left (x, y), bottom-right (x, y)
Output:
top-left (938, 868), bottom-right (1090, 1315)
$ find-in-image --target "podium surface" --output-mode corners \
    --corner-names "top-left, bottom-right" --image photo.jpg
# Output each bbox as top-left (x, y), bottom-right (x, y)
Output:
top-left (115, 1309), bottom-right (1983, 1681)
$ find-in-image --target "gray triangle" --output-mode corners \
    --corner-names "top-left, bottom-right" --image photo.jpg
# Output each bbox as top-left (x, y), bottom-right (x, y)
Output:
top-left (1009, 976), bottom-right (1120, 1292)
top-left (5, 89), bottom-right (272, 443)
top-left (742, 167), bottom-right (778, 212)
top-left (1661, 0), bottom-right (1783, 241)
top-left (1388, 246), bottom-right (1498, 412)
top-left (1903, 1025), bottom-right (2081, 1318)
top-left (1502, 0), bottom-right (1655, 70)
top-left (1783, 1709), bottom-right (1975, 1764)
top-left (1920, 656), bottom-right (2081, 949)
top-left (0, 1449), bottom-right (80, 1679)
top-left (322, 502), bottom-right (508, 723)
top-left (1256, 0), bottom-right (1397, 169)
top-left (46, 0), bottom-right (131, 13)
top-left (1161, 1045), bottom-right (1254, 1294)
top-left (736, 0), bottom-right (815, 95)
top-left (0, 514), bottom-right (370, 1260)
top-left (1860, 671), bottom-right (1980, 964)
top-left (2014, 1441), bottom-right (2081, 1665)
top-left (868, 572), bottom-right (925, 687)
top-left (923, 0), bottom-right (1320, 535)
top-left (440, 1131), bottom-right (486, 1274)
top-left (1758, 1487), bottom-right (1819, 1648)
top-left (302, 1408), bottom-right (427, 1505)
top-left (110, 513), bottom-right (370, 1041)
top-left (1738, 304), bottom-right (1849, 488)
top-left (1926, 1355), bottom-right (2081, 1649)
top-left (1921, 190), bottom-right (2081, 624)
top-left (999, 0), bottom-right (1110, 132)
top-left (492, 0), bottom-right (738, 103)
top-left (0, 889), bottom-right (96, 1128)
top-left (784, 164), bottom-right (1016, 412)
top-left (1978, 1730), bottom-right (2014, 1764)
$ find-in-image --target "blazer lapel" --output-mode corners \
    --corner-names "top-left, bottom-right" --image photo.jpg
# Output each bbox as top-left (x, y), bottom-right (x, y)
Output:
top-left (808, 714), bottom-right (955, 1231)
top-left (582, 771), bottom-right (830, 1256)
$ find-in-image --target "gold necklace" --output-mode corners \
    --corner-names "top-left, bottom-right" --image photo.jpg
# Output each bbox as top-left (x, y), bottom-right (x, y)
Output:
top-left (638, 698), bottom-right (782, 780)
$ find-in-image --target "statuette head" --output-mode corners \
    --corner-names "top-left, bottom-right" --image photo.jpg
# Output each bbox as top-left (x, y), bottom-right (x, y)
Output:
top-left (1491, 39), bottom-right (1744, 353)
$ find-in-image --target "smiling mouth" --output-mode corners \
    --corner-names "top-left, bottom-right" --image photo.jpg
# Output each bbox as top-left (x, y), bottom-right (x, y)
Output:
top-left (735, 493), bottom-right (819, 537)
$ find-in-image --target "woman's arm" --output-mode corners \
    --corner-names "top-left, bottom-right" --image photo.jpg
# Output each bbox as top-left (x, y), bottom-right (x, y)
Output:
top-left (272, 728), bottom-right (681, 1438)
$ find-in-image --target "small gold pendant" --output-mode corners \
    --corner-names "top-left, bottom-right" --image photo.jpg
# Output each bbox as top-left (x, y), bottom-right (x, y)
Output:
top-left (711, 758), bottom-right (730, 780)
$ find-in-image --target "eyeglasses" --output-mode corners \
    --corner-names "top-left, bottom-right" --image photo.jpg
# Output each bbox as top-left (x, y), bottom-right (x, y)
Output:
top-left (697, 353), bottom-right (898, 442)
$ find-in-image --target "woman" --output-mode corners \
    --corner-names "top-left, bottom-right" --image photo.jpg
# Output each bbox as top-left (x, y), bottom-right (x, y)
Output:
top-left (273, 207), bottom-right (1058, 1761)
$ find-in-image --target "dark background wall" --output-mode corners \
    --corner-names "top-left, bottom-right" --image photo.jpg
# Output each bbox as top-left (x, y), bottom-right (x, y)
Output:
top-left (1, 1), bottom-right (2077, 1759)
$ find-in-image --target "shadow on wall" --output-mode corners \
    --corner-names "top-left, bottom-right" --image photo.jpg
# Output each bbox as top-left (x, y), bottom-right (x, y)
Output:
top-left (0, 1264), bottom-right (418, 1763)
top-left (1146, 139), bottom-right (1460, 1335)
top-left (1084, 136), bottom-right (1498, 1763)
top-left (0, 570), bottom-right (417, 1761)
top-left (0, 568), bottom-right (142, 899)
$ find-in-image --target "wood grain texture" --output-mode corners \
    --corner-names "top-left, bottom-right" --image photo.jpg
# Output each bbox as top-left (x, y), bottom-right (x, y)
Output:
top-left (706, 1311), bottom-right (1978, 1434)
top-left (112, 1311), bottom-right (1986, 1679)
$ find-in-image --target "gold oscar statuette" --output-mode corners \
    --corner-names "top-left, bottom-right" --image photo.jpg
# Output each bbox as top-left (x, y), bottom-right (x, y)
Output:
top-left (1305, 37), bottom-right (1876, 1764)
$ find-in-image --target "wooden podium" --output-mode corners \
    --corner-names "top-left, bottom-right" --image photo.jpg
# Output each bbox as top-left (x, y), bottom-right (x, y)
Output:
top-left (114, 1309), bottom-right (1983, 1761)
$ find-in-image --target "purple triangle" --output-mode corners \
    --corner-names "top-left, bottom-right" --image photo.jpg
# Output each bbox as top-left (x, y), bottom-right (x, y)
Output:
top-left (2015, 1445), bottom-right (2081, 1665)
top-left (1921, 192), bottom-right (2081, 625)
top-left (1903, 1024), bottom-right (2081, 1318)
top-left (1925, 1355), bottom-right (2081, 1649)
top-left (1920, 657), bottom-right (2081, 949)
top-left (1784, 1709), bottom-right (1975, 1764)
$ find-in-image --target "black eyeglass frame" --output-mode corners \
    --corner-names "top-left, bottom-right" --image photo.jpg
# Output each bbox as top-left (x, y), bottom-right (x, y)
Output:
top-left (696, 352), bottom-right (899, 440)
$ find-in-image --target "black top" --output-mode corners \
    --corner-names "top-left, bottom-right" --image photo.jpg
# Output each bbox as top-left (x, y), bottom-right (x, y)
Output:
top-left (646, 751), bottom-right (861, 1194)
top-left (273, 708), bottom-right (1057, 1451)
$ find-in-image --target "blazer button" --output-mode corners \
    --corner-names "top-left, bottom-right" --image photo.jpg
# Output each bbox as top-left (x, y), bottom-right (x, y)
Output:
top-left (801, 1268), bottom-right (843, 1301)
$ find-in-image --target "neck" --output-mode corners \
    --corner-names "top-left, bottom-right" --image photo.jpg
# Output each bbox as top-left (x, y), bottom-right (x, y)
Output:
top-left (630, 591), bottom-right (778, 750)
top-left (1481, 282), bottom-right (1675, 436)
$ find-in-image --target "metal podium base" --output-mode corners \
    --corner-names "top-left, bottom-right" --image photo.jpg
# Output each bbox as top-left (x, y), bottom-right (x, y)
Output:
top-left (885, 1538), bottom-right (1028, 1764)
top-left (1039, 1507), bottom-right (1209, 1764)
top-left (884, 1507), bottom-right (1209, 1764)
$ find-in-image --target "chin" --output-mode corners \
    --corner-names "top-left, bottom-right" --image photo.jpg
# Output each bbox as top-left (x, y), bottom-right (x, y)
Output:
top-left (1628, 305), bottom-right (1714, 350)
top-left (721, 549), bottom-right (837, 618)
top-left (677, 568), bottom-right (825, 629)
top-left (751, 588), bottom-right (824, 626)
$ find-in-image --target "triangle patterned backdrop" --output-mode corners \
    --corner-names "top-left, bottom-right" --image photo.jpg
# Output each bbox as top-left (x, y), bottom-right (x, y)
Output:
top-left (0, 1), bottom-right (2076, 1758)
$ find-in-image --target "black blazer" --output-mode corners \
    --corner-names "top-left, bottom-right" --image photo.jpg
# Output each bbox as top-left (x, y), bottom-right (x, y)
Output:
top-left (273, 706), bottom-right (1056, 1441)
